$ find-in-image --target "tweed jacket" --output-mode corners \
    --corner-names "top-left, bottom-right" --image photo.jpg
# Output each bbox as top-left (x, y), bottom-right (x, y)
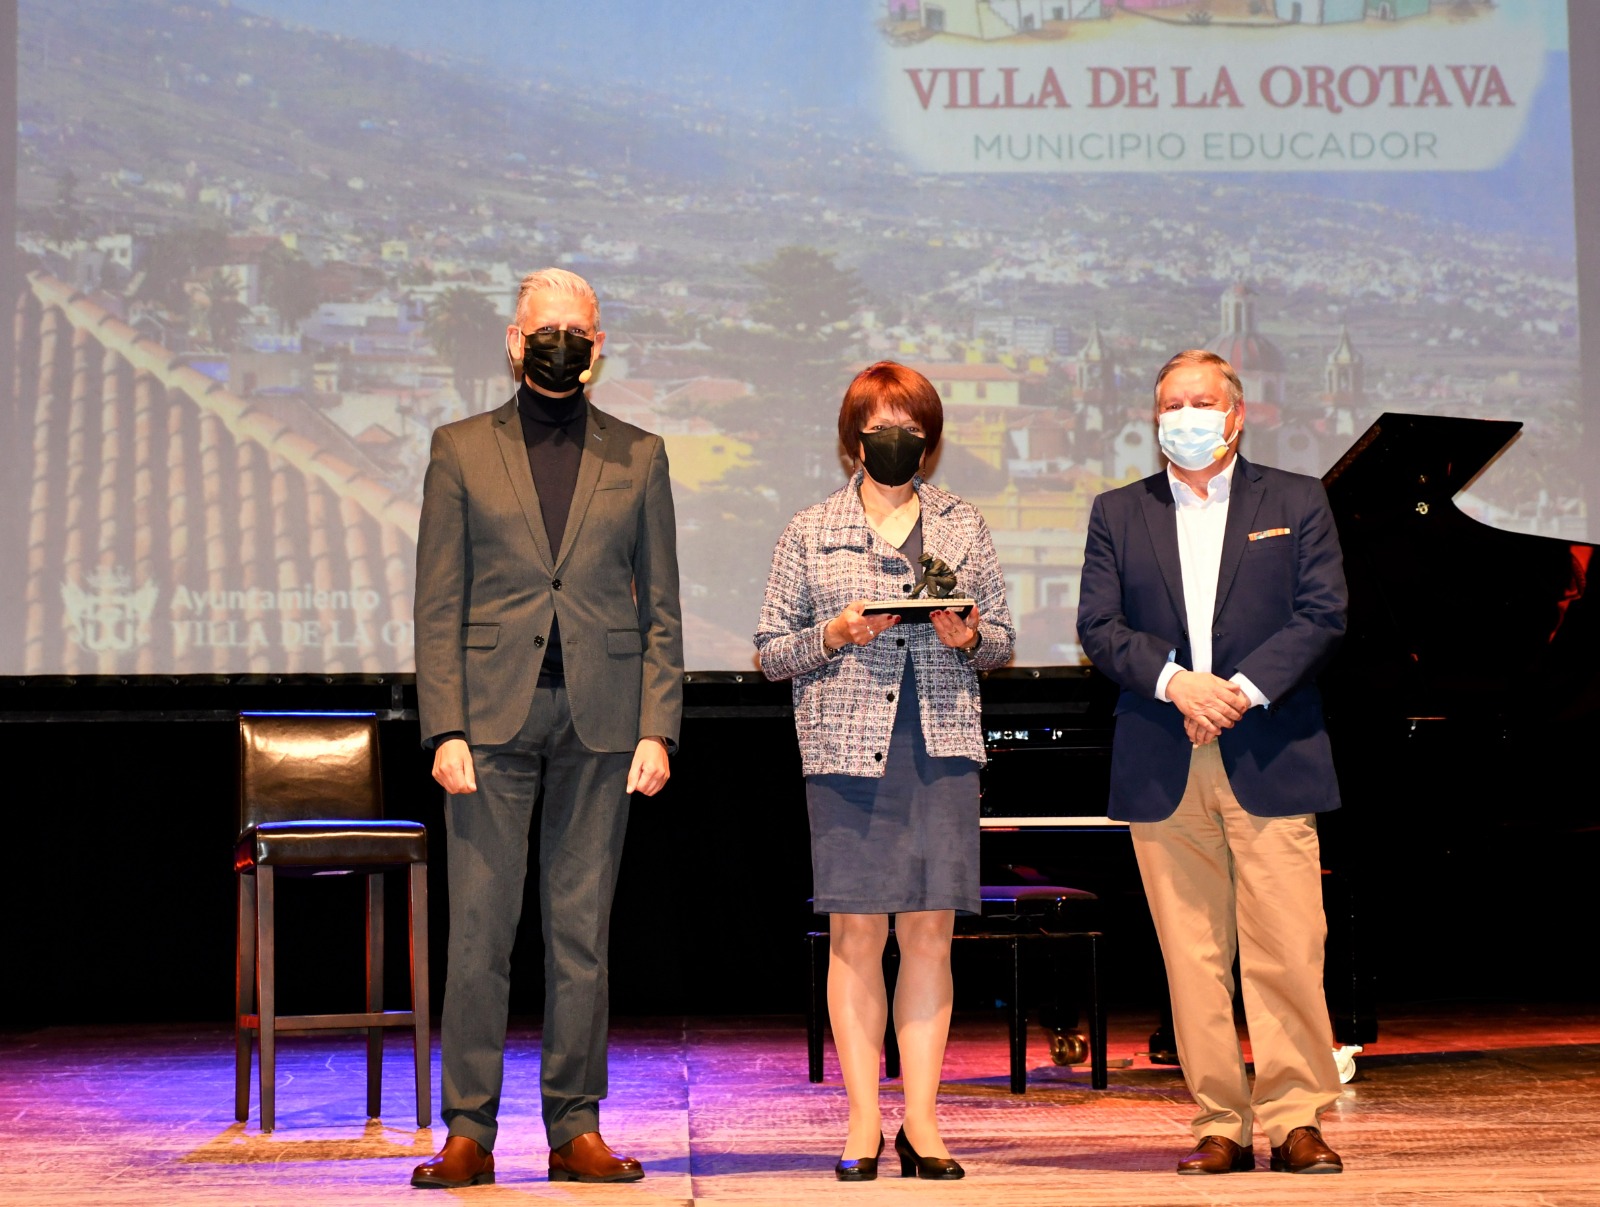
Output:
top-left (754, 473), bottom-right (1014, 777)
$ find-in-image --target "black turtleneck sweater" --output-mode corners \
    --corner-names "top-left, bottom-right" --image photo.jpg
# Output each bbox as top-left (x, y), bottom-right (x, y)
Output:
top-left (517, 381), bottom-right (587, 682)
top-left (428, 385), bottom-right (587, 746)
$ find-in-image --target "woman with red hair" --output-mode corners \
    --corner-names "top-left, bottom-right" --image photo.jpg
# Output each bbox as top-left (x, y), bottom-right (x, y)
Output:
top-left (755, 362), bottom-right (1014, 1181)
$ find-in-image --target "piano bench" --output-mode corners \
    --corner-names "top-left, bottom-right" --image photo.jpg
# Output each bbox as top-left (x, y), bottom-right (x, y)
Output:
top-left (805, 885), bottom-right (1108, 1093)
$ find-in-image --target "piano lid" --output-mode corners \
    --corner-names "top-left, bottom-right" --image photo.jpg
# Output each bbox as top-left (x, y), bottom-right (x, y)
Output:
top-left (1323, 413), bottom-right (1600, 723)
top-left (1324, 412), bottom-right (1523, 520)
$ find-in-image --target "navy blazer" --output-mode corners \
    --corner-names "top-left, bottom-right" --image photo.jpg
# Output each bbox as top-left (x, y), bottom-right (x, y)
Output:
top-left (1076, 456), bottom-right (1347, 822)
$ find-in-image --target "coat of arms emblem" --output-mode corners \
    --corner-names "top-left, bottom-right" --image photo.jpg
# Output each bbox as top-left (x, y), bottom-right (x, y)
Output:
top-left (61, 567), bottom-right (160, 653)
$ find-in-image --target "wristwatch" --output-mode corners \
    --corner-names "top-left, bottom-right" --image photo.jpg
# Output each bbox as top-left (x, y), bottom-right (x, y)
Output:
top-left (958, 629), bottom-right (983, 662)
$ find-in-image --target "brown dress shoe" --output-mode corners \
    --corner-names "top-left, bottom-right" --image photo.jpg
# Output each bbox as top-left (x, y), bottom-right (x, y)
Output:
top-left (548, 1132), bottom-right (645, 1183)
top-left (1177, 1135), bottom-right (1253, 1174)
top-left (1270, 1125), bottom-right (1343, 1174)
top-left (411, 1135), bottom-right (495, 1188)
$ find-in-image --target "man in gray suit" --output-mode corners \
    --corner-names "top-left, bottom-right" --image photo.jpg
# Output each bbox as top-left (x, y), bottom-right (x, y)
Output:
top-left (410, 268), bottom-right (683, 1188)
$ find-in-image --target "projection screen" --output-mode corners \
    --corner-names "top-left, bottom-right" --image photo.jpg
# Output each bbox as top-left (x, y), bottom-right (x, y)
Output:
top-left (0, 0), bottom-right (1584, 674)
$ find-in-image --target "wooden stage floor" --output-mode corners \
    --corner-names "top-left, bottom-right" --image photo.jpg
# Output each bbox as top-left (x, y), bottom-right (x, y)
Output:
top-left (2, 1005), bottom-right (1597, 1206)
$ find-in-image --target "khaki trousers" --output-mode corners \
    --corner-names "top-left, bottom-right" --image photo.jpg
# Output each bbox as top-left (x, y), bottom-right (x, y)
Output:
top-left (1130, 741), bottom-right (1339, 1147)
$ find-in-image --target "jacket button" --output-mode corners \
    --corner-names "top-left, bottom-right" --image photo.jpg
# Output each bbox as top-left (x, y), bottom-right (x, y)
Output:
top-left (902, 583), bottom-right (912, 593)
top-left (552, 578), bottom-right (563, 590)
top-left (873, 752), bottom-right (884, 762)
top-left (886, 691), bottom-right (895, 702)
top-left (896, 638), bottom-right (905, 647)
top-left (534, 635), bottom-right (545, 647)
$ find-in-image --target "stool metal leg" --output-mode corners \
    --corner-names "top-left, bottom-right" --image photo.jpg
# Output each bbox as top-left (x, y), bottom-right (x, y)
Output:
top-left (366, 872), bottom-right (385, 1119)
top-left (256, 866), bottom-right (277, 1133)
top-left (882, 935), bottom-right (901, 1080)
top-left (410, 862), bottom-right (431, 1128)
top-left (1086, 932), bottom-right (1107, 1090)
top-left (235, 874), bottom-right (256, 1123)
top-left (1009, 935), bottom-right (1026, 1094)
top-left (806, 933), bottom-right (826, 1083)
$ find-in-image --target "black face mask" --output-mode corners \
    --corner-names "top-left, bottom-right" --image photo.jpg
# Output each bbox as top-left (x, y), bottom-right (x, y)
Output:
top-left (859, 426), bottom-right (926, 488)
top-left (520, 328), bottom-right (594, 395)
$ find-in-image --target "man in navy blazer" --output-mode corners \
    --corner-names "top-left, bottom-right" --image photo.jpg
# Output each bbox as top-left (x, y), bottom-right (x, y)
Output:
top-left (1078, 350), bottom-right (1347, 1176)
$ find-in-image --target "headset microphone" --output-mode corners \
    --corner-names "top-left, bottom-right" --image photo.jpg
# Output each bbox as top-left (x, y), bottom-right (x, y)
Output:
top-left (1212, 420), bottom-right (1241, 461)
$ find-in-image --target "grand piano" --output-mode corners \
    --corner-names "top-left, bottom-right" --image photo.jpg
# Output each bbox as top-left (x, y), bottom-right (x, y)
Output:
top-left (1323, 411), bottom-right (1600, 745)
top-left (1318, 412), bottom-right (1600, 1027)
top-left (978, 413), bottom-right (1600, 1049)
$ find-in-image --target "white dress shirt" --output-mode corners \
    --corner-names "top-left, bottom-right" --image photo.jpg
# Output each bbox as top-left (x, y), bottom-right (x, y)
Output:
top-left (1154, 460), bottom-right (1269, 709)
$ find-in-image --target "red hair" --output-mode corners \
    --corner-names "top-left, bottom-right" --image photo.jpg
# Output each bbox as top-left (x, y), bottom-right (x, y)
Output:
top-left (837, 362), bottom-right (944, 461)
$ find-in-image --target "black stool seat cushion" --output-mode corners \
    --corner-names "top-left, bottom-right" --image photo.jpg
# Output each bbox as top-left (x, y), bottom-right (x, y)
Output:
top-left (978, 884), bottom-right (1097, 917)
top-left (236, 820), bottom-right (428, 872)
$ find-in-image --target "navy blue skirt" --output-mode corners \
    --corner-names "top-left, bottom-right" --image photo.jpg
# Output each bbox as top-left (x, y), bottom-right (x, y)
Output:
top-left (806, 659), bottom-right (981, 916)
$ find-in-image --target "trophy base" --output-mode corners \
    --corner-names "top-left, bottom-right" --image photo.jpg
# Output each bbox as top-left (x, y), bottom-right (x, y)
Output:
top-left (860, 598), bottom-right (974, 623)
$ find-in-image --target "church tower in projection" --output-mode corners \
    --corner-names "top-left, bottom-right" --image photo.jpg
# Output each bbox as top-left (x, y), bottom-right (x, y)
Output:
top-left (1204, 283), bottom-right (1286, 408)
top-left (1075, 317), bottom-right (1116, 409)
top-left (1323, 322), bottom-right (1366, 439)
top-left (1073, 316), bottom-right (1116, 470)
top-left (1202, 282), bottom-right (1305, 470)
top-left (1072, 320), bottom-right (1147, 481)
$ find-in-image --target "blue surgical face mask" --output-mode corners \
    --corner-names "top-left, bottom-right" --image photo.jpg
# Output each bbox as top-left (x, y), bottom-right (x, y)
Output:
top-left (1158, 405), bottom-right (1236, 471)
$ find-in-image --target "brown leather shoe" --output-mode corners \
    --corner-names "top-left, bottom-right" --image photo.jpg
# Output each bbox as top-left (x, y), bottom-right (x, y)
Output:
top-left (411, 1135), bottom-right (495, 1188)
top-left (1177, 1135), bottom-right (1253, 1175)
top-left (548, 1132), bottom-right (645, 1183)
top-left (1270, 1125), bottom-right (1343, 1174)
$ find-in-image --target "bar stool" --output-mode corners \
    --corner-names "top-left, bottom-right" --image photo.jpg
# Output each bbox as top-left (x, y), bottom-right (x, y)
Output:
top-left (234, 712), bottom-right (430, 1132)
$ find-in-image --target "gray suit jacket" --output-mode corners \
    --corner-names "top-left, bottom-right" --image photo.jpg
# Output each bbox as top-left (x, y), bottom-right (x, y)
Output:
top-left (414, 395), bottom-right (683, 753)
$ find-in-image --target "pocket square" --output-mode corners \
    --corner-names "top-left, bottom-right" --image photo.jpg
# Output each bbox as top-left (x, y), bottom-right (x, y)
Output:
top-left (1248, 527), bottom-right (1291, 541)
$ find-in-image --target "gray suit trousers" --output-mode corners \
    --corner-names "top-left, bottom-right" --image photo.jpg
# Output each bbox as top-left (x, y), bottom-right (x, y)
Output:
top-left (440, 682), bottom-right (633, 1151)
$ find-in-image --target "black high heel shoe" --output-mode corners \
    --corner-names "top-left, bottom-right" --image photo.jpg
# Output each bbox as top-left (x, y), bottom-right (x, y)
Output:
top-left (835, 1134), bottom-right (884, 1182)
top-left (895, 1126), bottom-right (965, 1180)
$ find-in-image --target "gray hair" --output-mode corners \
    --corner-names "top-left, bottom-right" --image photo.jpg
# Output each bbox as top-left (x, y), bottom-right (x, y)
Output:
top-left (514, 267), bottom-right (600, 327)
top-left (508, 268), bottom-right (600, 380)
top-left (1153, 349), bottom-right (1243, 408)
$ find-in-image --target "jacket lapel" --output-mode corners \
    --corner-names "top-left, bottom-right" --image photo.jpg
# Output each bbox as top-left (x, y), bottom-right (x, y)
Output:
top-left (1138, 473), bottom-right (1188, 626)
top-left (917, 480), bottom-right (970, 575)
top-left (492, 396), bottom-right (555, 572)
top-left (1214, 457), bottom-right (1265, 621)
top-left (818, 472), bottom-right (871, 550)
top-left (554, 403), bottom-right (607, 572)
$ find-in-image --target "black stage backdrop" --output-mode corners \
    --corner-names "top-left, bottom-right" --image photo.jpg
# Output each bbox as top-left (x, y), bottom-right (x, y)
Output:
top-left (1, 674), bottom-right (1595, 1028)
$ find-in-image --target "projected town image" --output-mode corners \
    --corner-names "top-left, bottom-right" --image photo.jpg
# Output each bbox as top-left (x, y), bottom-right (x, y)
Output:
top-left (7, 0), bottom-right (1576, 673)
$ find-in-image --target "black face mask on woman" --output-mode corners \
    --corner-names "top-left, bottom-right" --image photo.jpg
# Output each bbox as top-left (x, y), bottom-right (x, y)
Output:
top-left (520, 328), bottom-right (594, 395)
top-left (859, 426), bottom-right (926, 488)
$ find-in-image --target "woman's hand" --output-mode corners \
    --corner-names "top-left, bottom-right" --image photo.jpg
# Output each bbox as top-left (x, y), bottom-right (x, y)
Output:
top-left (930, 604), bottom-right (980, 651)
top-left (824, 600), bottom-right (899, 651)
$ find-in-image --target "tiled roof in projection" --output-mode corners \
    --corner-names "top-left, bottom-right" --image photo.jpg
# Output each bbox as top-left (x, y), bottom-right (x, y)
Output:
top-left (15, 272), bottom-right (421, 675)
